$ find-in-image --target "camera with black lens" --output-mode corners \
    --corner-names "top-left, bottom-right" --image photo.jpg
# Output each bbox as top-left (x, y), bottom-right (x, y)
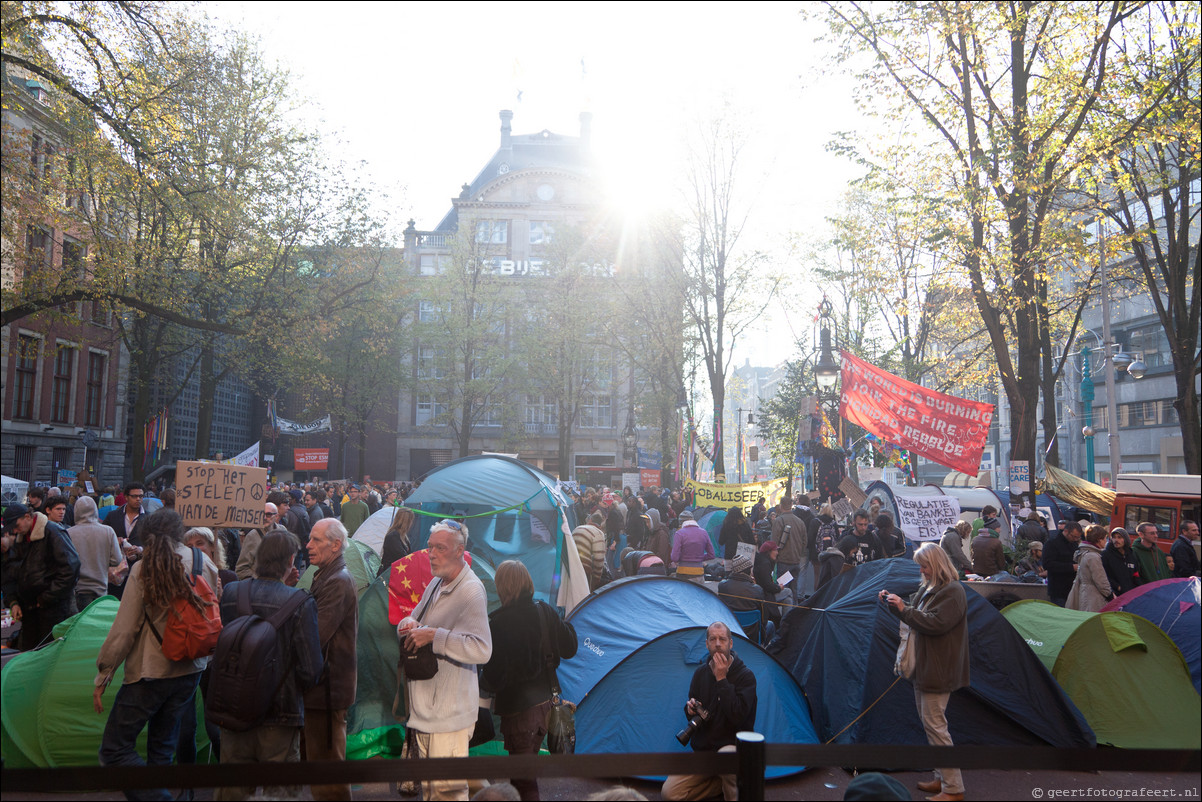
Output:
top-left (675, 706), bottom-right (710, 746)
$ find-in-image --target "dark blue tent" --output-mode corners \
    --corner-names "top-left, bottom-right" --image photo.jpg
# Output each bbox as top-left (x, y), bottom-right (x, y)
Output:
top-left (560, 577), bottom-right (817, 777)
top-left (1102, 577), bottom-right (1201, 693)
top-left (768, 559), bottom-right (1095, 747)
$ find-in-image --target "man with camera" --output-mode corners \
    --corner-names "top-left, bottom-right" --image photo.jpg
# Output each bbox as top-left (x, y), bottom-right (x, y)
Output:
top-left (662, 621), bottom-right (757, 801)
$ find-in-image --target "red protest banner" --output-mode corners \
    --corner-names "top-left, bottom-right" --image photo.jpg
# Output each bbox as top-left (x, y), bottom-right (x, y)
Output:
top-left (294, 448), bottom-right (329, 470)
top-left (838, 351), bottom-right (993, 475)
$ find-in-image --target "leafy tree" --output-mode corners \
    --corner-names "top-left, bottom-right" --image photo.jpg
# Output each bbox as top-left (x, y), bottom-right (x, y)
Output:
top-left (1088, 1), bottom-right (1200, 472)
top-left (820, 1), bottom-right (1151, 502)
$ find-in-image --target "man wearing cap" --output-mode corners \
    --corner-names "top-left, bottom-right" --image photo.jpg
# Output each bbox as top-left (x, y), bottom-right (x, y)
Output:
top-left (2, 503), bottom-right (81, 650)
top-left (717, 552), bottom-right (768, 640)
top-left (671, 511), bottom-right (715, 583)
top-left (1013, 540), bottom-right (1046, 582)
top-left (339, 485), bottom-right (370, 537)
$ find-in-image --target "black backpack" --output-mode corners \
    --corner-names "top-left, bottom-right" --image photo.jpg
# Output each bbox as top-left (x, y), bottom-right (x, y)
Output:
top-left (205, 581), bottom-right (311, 732)
top-left (817, 519), bottom-right (840, 552)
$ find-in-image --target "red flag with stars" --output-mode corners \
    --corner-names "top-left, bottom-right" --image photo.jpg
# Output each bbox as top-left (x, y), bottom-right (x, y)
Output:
top-left (387, 548), bottom-right (474, 625)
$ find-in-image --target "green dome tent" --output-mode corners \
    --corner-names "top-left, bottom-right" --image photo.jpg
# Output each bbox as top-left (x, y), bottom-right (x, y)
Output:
top-left (1, 597), bottom-right (211, 767)
top-left (1002, 599), bottom-right (1200, 749)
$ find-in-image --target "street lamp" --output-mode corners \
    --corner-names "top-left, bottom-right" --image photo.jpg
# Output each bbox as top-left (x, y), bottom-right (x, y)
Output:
top-left (622, 413), bottom-right (637, 470)
top-left (736, 407), bottom-right (755, 484)
top-left (814, 298), bottom-right (840, 394)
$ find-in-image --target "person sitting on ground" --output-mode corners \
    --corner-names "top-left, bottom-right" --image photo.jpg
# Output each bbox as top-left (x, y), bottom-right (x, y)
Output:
top-left (1013, 540), bottom-right (1046, 582)
top-left (753, 541), bottom-right (784, 627)
top-left (717, 553), bottom-right (768, 641)
top-left (1066, 525), bottom-right (1113, 612)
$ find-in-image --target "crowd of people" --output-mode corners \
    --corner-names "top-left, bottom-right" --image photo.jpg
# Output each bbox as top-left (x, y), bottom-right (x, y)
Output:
top-left (2, 475), bottom-right (1198, 802)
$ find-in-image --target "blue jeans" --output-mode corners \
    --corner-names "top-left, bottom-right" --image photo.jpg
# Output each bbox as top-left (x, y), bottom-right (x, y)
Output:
top-left (777, 561), bottom-right (802, 606)
top-left (99, 673), bottom-right (201, 801)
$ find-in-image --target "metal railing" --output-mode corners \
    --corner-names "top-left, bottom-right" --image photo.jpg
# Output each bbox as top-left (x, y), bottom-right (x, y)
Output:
top-left (3, 738), bottom-right (1197, 796)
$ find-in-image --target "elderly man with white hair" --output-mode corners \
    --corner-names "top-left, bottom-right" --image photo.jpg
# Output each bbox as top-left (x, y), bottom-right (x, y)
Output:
top-left (303, 518), bottom-right (359, 801)
top-left (397, 519), bottom-right (492, 801)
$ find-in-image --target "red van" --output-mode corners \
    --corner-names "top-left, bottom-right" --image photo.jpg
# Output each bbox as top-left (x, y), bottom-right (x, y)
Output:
top-left (1111, 474), bottom-right (1201, 556)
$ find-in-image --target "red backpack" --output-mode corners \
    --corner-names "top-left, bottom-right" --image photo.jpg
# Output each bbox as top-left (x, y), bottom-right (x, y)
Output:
top-left (146, 547), bottom-right (223, 661)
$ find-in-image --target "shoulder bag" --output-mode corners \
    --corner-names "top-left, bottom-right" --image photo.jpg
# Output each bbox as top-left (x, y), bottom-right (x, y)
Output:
top-left (537, 600), bottom-right (576, 754)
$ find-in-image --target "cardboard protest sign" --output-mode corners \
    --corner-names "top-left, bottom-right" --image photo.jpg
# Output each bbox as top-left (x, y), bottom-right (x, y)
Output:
top-left (840, 477), bottom-right (868, 508)
top-left (176, 460), bottom-right (269, 528)
top-left (839, 351), bottom-right (993, 475)
top-left (685, 477), bottom-right (788, 514)
top-left (894, 493), bottom-right (961, 541)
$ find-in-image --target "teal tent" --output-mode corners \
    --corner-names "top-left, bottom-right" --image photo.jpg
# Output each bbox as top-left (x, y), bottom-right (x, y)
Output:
top-left (400, 455), bottom-right (589, 612)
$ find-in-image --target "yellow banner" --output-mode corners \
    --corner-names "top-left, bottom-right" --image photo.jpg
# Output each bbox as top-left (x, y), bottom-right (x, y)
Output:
top-left (685, 477), bottom-right (789, 513)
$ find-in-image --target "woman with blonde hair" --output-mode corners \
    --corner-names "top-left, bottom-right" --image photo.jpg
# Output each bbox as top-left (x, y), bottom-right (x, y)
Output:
top-left (481, 560), bottom-right (577, 801)
top-left (880, 543), bottom-right (969, 802)
top-left (379, 507), bottom-right (416, 576)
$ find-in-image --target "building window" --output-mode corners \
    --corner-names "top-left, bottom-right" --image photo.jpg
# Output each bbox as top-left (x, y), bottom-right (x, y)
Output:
top-left (85, 351), bottom-right (107, 427)
top-left (415, 394), bottom-right (445, 426)
top-left (525, 394), bottom-right (556, 425)
top-left (13, 445), bottom-right (37, 485)
top-left (529, 220), bottom-right (554, 245)
top-left (475, 220), bottom-right (507, 244)
top-left (13, 335), bottom-right (40, 420)
top-left (1125, 325), bottom-right (1169, 370)
top-left (53, 447), bottom-right (74, 479)
top-left (418, 300), bottom-right (437, 322)
top-left (478, 398), bottom-right (503, 427)
top-left (579, 394), bottom-right (612, 429)
top-left (25, 226), bottom-right (49, 275)
top-left (62, 239), bottom-right (85, 279)
top-left (419, 253), bottom-right (439, 276)
top-left (51, 345), bottom-right (75, 423)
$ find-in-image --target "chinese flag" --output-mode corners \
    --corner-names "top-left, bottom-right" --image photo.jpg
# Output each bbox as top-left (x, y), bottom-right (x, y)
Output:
top-left (387, 548), bottom-right (473, 625)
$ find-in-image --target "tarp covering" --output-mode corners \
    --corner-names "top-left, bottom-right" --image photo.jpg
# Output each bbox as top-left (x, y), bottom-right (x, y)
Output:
top-left (768, 559), bottom-right (1094, 748)
top-left (1002, 599), bottom-right (1200, 749)
top-left (560, 576), bottom-right (816, 777)
top-left (401, 455), bottom-right (588, 612)
top-left (1039, 464), bottom-right (1116, 518)
top-left (1, 597), bottom-right (210, 767)
top-left (1, 474), bottom-right (29, 505)
top-left (1101, 577), bottom-right (1200, 692)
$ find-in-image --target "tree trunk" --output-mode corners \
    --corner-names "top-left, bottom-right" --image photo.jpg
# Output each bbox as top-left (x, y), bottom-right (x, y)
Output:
top-left (194, 340), bottom-right (217, 460)
top-left (711, 380), bottom-right (725, 480)
top-left (1174, 372), bottom-right (1201, 475)
top-left (129, 371), bottom-right (152, 482)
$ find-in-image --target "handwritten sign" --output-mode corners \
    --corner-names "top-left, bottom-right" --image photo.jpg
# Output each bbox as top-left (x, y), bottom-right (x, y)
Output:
top-left (685, 477), bottom-right (788, 514)
top-left (840, 477), bottom-right (868, 509)
top-left (176, 460), bottom-right (269, 528)
top-left (1009, 460), bottom-right (1030, 494)
top-left (895, 494), bottom-right (962, 542)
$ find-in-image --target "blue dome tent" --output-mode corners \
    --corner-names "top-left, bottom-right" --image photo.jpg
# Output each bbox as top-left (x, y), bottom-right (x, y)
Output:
top-left (397, 455), bottom-right (590, 612)
top-left (768, 559), bottom-right (1095, 748)
top-left (560, 576), bottom-right (817, 778)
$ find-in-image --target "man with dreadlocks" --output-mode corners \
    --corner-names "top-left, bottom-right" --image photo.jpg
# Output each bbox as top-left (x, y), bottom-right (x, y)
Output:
top-left (93, 509), bottom-right (221, 801)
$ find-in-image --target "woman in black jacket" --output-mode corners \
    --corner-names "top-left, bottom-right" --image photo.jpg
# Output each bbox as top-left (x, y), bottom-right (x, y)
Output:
top-left (481, 561), bottom-right (577, 801)
top-left (378, 507), bottom-right (415, 576)
top-left (1101, 527), bottom-right (1140, 598)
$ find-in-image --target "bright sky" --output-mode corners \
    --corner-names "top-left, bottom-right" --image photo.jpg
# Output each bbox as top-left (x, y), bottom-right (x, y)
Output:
top-left (211, 2), bottom-right (868, 371)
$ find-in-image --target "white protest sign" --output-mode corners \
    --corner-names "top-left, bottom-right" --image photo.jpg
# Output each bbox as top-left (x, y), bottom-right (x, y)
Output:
top-left (621, 472), bottom-right (640, 492)
top-left (1009, 460), bottom-right (1030, 494)
top-left (895, 494), bottom-right (962, 542)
